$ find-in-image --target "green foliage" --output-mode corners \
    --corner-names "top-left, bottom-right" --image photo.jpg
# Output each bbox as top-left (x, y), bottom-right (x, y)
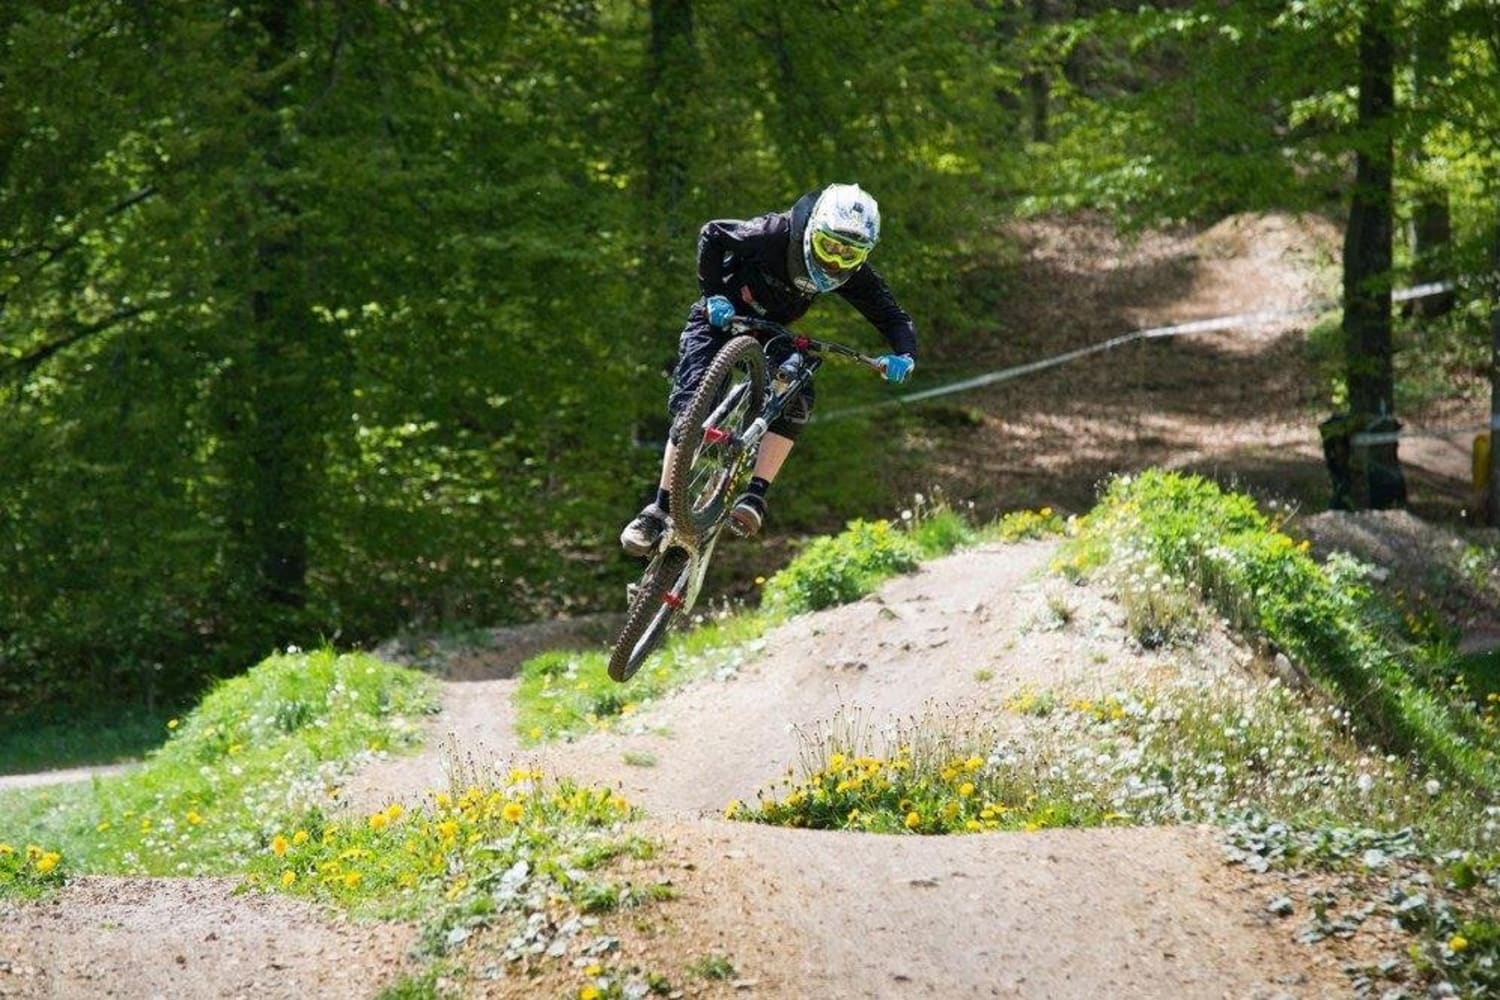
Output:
top-left (0, 704), bottom-right (177, 777)
top-left (993, 506), bottom-right (1067, 543)
top-left (0, 1), bottom-right (1017, 714)
top-left (761, 519), bottom-right (922, 615)
top-left (0, 842), bottom-right (65, 899)
top-left (246, 774), bottom-right (640, 955)
top-left (0, 648), bottom-right (437, 877)
top-left (514, 613), bottom-right (768, 744)
top-left (1065, 470), bottom-right (1500, 793)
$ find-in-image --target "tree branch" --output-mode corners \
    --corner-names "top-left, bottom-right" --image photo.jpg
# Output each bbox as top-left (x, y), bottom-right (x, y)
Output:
top-left (0, 306), bottom-right (149, 387)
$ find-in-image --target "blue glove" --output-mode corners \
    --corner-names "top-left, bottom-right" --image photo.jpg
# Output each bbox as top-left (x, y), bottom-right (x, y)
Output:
top-left (705, 295), bottom-right (736, 329)
top-left (878, 354), bottom-right (915, 384)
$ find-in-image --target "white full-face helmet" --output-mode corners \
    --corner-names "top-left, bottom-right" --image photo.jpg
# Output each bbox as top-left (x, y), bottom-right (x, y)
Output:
top-left (802, 183), bottom-right (880, 292)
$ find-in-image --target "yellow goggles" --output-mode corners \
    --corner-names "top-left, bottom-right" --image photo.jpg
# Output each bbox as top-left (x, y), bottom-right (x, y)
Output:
top-left (811, 228), bottom-right (872, 269)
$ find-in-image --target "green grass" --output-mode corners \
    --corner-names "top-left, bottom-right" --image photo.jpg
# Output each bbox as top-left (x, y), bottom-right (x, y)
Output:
top-left (0, 704), bottom-right (180, 777)
top-left (1063, 470), bottom-right (1500, 792)
top-left (0, 647), bottom-right (438, 885)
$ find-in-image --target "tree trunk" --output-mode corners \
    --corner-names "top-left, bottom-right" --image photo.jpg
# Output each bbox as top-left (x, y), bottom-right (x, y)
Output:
top-left (644, 0), bottom-right (696, 321)
top-left (1488, 211), bottom-right (1500, 526)
top-left (1341, 0), bottom-right (1405, 509)
top-left (226, 0), bottom-right (321, 612)
top-left (1410, 16), bottom-right (1454, 318)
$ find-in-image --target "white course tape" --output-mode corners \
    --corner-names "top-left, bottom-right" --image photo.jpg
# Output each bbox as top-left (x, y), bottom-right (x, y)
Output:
top-left (820, 281), bottom-right (1462, 423)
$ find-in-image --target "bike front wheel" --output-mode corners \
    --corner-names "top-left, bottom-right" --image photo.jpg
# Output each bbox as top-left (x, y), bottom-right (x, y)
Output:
top-left (669, 335), bottom-right (766, 547)
top-left (608, 547), bottom-right (691, 683)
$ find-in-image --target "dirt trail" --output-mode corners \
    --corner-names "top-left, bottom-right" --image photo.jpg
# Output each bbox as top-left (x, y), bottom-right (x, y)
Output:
top-left (327, 542), bottom-right (1353, 998)
top-left (6, 212), bottom-right (1480, 998)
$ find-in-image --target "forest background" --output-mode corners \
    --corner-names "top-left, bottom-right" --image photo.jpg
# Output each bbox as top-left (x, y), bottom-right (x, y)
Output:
top-left (2, 0), bottom-right (1498, 721)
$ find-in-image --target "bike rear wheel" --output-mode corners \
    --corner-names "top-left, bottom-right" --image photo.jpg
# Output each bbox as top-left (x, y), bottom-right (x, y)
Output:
top-left (669, 335), bottom-right (766, 546)
top-left (608, 546), bottom-right (691, 683)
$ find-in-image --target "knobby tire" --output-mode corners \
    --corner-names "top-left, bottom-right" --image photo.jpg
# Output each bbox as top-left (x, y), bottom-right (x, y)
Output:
top-left (668, 335), bottom-right (766, 548)
top-left (607, 547), bottom-right (691, 683)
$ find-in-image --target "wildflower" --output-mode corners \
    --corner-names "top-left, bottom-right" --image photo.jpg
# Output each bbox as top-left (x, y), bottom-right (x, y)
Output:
top-left (368, 813), bottom-right (389, 832)
top-left (280, 870), bottom-right (297, 888)
top-left (1449, 935), bottom-right (1468, 952)
top-left (1425, 779), bottom-right (1442, 797)
top-left (384, 803), bottom-right (404, 822)
top-left (34, 852), bottom-right (61, 875)
top-left (964, 756), bottom-right (984, 772)
top-left (343, 871), bottom-right (362, 889)
top-left (904, 811), bottom-right (921, 830)
top-left (502, 801), bottom-right (525, 823)
top-left (958, 782), bottom-right (976, 798)
top-left (167, 719), bottom-right (180, 730)
top-left (186, 811), bottom-right (203, 826)
top-left (584, 964), bottom-right (603, 977)
top-left (292, 830), bottom-right (309, 846)
top-left (724, 800), bottom-right (742, 819)
top-left (580, 988), bottom-right (601, 1000)
top-left (271, 835), bottom-right (290, 857)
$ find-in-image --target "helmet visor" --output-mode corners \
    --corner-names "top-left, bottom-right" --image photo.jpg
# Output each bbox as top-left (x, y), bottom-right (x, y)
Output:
top-left (811, 228), bottom-right (872, 270)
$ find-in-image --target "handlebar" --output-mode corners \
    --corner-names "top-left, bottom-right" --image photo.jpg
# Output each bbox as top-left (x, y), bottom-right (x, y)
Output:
top-left (725, 316), bottom-right (887, 375)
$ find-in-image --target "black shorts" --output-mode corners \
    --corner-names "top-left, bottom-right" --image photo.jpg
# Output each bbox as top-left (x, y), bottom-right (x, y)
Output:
top-left (668, 302), bottom-right (814, 440)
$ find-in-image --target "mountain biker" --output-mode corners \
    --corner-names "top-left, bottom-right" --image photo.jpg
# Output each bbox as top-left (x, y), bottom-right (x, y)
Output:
top-left (620, 183), bottom-right (918, 556)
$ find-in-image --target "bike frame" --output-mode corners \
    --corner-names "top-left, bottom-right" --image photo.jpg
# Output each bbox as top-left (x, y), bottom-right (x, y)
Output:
top-left (657, 318), bottom-right (883, 605)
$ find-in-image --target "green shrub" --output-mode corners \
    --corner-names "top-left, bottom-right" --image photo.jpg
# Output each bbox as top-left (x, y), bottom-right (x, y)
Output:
top-left (1065, 470), bottom-right (1498, 793)
top-left (0, 648), bottom-right (437, 879)
top-left (762, 519), bottom-right (921, 615)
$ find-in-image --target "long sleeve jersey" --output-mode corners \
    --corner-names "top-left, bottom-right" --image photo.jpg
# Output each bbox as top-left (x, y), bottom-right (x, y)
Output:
top-left (694, 192), bottom-right (918, 358)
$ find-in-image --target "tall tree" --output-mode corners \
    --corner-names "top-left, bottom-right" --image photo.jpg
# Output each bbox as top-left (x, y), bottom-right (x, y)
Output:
top-left (1341, 0), bottom-right (1406, 508)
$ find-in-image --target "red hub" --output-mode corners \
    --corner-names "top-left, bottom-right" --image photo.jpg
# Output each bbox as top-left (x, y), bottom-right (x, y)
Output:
top-left (703, 427), bottom-right (731, 445)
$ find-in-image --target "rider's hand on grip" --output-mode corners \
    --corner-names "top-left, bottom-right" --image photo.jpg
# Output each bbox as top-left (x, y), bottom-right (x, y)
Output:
top-left (877, 353), bottom-right (914, 384)
top-left (705, 295), bottom-right (736, 329)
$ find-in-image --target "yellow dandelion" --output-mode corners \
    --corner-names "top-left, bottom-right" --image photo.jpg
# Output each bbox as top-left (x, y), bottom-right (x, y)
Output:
top-left (342, 871), bottom-right (362, 889)
top-left (964, 756), bottom-right (984, 772)
top-left (166, 718), bottom-right (179, 730)
top-left (368, 812), bottom-right (389, 832)
top-left (502, 801), bottom-right (524, 823)
top-left (292, 830), bottom-right (309, 846)
top-left (433, 792), bottom-right (452, 809)
top-left (965, 819), bottom-right (982, 832)
top-left (580, 988), bottom-right (601, 1000)
top-left (904, 811), bottom-right (922, 830)
top-left (0, 843), bottom-right (12, 856)
top-left (437, 820), bottom-right (459, 842)
top-left (186, 811), bottom-right (203, 826)
top-left (34, 852), bottom-right (61, 875)
top-left (829, 752), bottom-right (846, 770)
top-left (280, 870), bottom-right (297, 888)
top-left (958, 782), bottom-right (976, 798)
top-left (95, 821), bottom-right (112, 833)
top-left (584, 963), bottom-right (603, 977)
top-left (270, 835), bottom-right (290, 857)
top-left (1449, 935), bottom-right (1469, 952)
top-left (384, 803), bottom-right (404, 822)
top-left (724, 800), bottom-right (742, 819)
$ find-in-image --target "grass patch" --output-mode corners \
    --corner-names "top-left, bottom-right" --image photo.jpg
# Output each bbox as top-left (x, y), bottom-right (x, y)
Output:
top-left (0, 703), bottom-right (179, 777)
top-left (0, 647), bottom-right (437, 888)
top-left (246, 767), bottom-right (647, 960)
top-left (1062, 470), bottom-right (1499, 792)
top-left (514, 612), bottom-right (768, 744)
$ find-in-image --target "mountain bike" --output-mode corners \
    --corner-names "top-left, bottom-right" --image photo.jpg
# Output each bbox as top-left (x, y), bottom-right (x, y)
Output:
top-left (607, 316), bottom-right (889, 682)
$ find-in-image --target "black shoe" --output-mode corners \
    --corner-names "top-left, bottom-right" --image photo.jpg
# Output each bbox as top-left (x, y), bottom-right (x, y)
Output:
top-left (620, 503), bottom-right (668, 556)
top-left (728, 493), bottom-right (765, 538)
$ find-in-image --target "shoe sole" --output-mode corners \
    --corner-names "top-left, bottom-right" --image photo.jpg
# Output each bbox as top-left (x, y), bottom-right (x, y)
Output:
top-left (728, 507), bottom-right (762, 538)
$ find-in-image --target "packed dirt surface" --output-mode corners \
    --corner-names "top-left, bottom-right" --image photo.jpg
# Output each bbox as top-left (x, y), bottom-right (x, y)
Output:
top-left (3, 212), bottom-right (1490, 998)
